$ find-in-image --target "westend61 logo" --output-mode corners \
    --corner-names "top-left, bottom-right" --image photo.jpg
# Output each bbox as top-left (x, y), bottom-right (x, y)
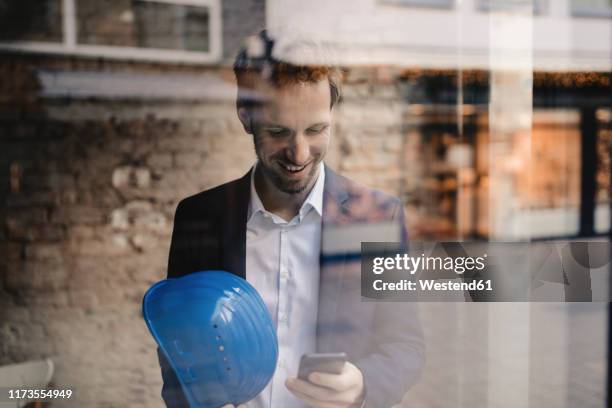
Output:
top-left (361, 242), bottom-right (611, 302)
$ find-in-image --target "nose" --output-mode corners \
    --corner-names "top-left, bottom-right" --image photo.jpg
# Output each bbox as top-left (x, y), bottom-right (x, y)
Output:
top-left (286, 133), bottom-right (310, 165)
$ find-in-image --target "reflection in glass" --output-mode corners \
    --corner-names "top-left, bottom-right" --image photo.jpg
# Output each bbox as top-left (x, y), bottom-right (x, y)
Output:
top-left (76, 0), bottom-right (210, 51)
top-left (478, 0), bottom-right (547, 13)
top-left (378, 0), bottom-right (455, 8)
top-left (595, 109), bottom-right (611, 232)
top-left (572, 0), bottom-right (612, 17)
top-left (0, 0), bottom-right (62, 42)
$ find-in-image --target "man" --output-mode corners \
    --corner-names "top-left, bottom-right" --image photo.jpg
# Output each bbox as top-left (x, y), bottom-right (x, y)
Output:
top-left (158, 31), bottom-right (424, 408)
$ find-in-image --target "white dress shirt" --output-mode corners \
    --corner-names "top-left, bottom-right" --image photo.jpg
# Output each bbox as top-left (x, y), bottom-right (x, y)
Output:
top-left (246, 162), bottom-right (325, 408)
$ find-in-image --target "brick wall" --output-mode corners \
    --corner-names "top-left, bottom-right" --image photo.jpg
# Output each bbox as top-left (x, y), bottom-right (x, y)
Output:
top-left (0, 55), bottom-right (420, 406)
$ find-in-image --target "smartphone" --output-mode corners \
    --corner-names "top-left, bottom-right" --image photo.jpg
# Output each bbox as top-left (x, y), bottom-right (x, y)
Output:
top-left (297, 352), bottom-right (347, 381)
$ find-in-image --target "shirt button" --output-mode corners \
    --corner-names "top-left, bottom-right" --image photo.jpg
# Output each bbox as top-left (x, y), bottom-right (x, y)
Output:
top-left (278, 358), bottom-right (285, 368)
top-left (280, 270), bottom-right (289, 279)
top-left (279, 314), bottom-right (288, 323)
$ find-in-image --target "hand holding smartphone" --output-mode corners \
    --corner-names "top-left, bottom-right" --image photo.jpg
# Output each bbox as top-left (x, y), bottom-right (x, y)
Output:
top-left (297, 352), bottom-right (347, 382)
top-left (289, 353), bottom-right (365, 407)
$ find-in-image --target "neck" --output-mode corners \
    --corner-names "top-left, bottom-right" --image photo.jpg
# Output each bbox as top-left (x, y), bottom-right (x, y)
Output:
top-left (254, 164), bottom-right (319, 221)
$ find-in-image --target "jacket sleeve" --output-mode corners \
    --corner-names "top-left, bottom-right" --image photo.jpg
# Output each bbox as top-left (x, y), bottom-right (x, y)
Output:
top-left (158, 348), bottom-right (190, 408)
top-left (167, 200), bottom-right (193, 279)
top-left (158, 201), bottom-right (192, 408)
top-left (354, 199), bottom-right (425, 408)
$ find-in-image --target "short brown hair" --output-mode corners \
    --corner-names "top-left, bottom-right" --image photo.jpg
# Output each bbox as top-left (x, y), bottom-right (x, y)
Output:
top-left (233, 30), bottom-right (341, 110)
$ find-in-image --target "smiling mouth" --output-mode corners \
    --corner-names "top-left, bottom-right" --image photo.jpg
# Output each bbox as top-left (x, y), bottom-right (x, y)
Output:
top-left (278, 161), bottom-right (309, 174)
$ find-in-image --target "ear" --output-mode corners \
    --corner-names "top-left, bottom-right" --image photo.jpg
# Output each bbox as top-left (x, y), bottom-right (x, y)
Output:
top-left (237, 106), bottom-right (253, 134)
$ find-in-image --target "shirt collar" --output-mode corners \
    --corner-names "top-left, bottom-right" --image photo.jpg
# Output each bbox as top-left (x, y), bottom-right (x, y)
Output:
top-left (248, 161), bottom-right (325, 223)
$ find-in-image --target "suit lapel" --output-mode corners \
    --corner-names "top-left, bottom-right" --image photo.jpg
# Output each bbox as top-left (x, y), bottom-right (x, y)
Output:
top-left (317, 166), bottom-right (351, 348)
top-left (220, 170), bottom-right (251, 279)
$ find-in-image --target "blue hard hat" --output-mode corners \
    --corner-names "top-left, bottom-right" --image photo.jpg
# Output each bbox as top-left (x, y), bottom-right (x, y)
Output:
top-left (143, 271), bottom-right (278, 408)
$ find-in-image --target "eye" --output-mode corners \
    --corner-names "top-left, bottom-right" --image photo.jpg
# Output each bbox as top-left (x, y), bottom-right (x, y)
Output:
top-left (306, 125), bottom-right (328, 135)
top-left (266, 128), bottom-right (289, 138)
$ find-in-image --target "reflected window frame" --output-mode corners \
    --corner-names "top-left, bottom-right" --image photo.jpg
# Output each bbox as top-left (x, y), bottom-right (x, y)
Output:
top-left (477, 0), bottom-right (548, 15)
top-left (378, 0), bottom-right (456, 9)
top-left (0, 0), bottom-right (222, 64)
top-left (571, 0), bottom-right (612, 18)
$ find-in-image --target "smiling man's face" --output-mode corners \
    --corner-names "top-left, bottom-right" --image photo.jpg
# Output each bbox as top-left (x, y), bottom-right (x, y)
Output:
top-left (248, 79), bottom-right (332, 195)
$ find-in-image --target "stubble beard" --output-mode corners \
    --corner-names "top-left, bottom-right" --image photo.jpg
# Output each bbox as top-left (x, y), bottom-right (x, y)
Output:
top-left (258, 156), bottom-right (320, 195)
top-left (253, 132), bottom-right (323, 195)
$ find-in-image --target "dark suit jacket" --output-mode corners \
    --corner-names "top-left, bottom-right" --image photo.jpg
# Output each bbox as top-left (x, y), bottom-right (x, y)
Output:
top-left (158, 165), bottom-right (424, 408)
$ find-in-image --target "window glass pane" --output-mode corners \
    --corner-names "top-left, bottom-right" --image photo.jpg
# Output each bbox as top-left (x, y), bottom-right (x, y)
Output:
top-left (572, 0), bottom-right (612, 9)
top-left (478, 0), bottom-right (546, 13)
top-left (76, 0), bottom-right (210, 52)
top-left (0, 0), bottom-right (62, 42)
top-left (572, 0), bottom-right (612, 16)
top-left (379, 0), bottom-right (455, 8)
top-left (472, 110), bottom-right (582, 238)
top-left (595, 109), bottom-right (611, 233)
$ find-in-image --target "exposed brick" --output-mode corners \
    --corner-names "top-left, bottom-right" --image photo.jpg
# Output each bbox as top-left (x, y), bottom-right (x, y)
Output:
top-left (5, 191), bottom-right (59, 207)
top-left (58, 188), bottom-right (78, 205)
top-left (68, 264), bottom-right (103, 290)
top-left (5, 207), bottom-right (48, 225)
top-left (5, 260), bottom-right (69, 291)
top-left (131, 233), bottom-right (159, 251)
top-left (174, 152), bottom-right (203, 168)
top-left (24, 243), bottom-right (64, 261)
top-left (25, 322), bottom-right (46, 340)
top-left (6, 221), bottom-right (64, 241)
top-left (112, 166), bottom-right (131, 189)
top-left (51, 206), bottom-right (107, 225)
top-left (69, 290), bottom-right (99, 310)
top-left (1, 307), bottom-right (30, 322)
top-left (31, 307), bottom-right (85, 324)
top-left (0, 242), bottom-right (23, 262)
top-left (147, 153), bottom-right (173, 169)
top-left (112, 233), bottom-right (131, 250)
top-left (96, 287), bottom-right (127, 310)
top-left (125, 200), bottom-right (153, 213)
top-left (110, 208), bottom-right (129, 230)
top-left (199, 118), bottom-right (227, 135)
top-left (132, 211), bottom-right (168, 233)
top-left (0, 323), bottom-right (25, 343)
top-left (47, 173), bottom-right (76, 189)
top-left (157, 133), bottom-right (214, 152)
top-left (24, 260), bottom-right (68, 290)
top-left (70, 236), bottom-right (131, 256)
top-left (134, 167), bottom-right (151, 188)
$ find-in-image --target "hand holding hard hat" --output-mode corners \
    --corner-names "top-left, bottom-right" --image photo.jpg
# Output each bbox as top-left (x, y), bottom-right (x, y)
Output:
top-left (143, 271), bottom-right (278, 408)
